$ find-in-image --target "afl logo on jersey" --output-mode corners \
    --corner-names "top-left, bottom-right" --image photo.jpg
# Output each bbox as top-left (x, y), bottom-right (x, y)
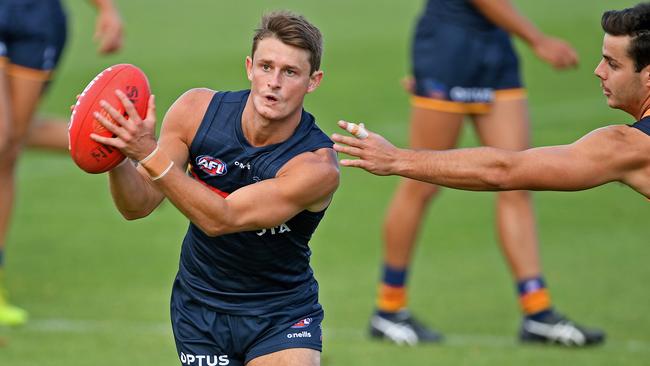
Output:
top-left (196, 155), bottom-right (227, 176)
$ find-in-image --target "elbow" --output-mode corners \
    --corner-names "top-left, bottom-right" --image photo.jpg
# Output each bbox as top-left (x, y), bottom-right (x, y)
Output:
top-left (200, 224), bottom-right (224, 237)
top-left (481, 159), bottom-right (515, 190)
top-left (112, 194), bottom-right (161, 221)
top-left (118, 206), bottom-right (155, 221)
top-left (195, 219), bottom-right (233, 237)
top-left (192, 202), bottom-right (242, 237)
top-left (120, 209), bottom-right (150, 221)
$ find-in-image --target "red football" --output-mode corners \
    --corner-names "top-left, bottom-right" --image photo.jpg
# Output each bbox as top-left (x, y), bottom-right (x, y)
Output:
top-left (69, 64), bottom-right (150, 173)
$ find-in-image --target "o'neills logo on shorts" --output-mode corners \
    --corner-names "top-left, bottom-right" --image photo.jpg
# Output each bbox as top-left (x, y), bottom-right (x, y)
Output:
top-left (287, 331), bottom-right (312, 339)
top-left (179, 352), bottom-right (229, 366)
top-left (196, 155), bottom-right (227, 176)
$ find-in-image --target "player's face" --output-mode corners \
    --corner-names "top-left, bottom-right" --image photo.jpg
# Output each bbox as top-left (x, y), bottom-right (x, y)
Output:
top-left (594, 34), bottom-right (650, 116)
top-left (246, 37), bottom-right (323, 122)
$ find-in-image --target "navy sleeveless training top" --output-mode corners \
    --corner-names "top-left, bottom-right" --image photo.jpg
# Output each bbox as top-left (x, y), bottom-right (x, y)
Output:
top-left (631, 115), bottom-right (650, 136)
top-left (419, 0), bottom-right (498, 31)
top-left (177, 90), bottom-right (333, 316)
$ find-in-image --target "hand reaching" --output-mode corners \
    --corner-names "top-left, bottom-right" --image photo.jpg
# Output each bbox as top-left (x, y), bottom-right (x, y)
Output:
top-left (331, 120), bottom-right (401, 176)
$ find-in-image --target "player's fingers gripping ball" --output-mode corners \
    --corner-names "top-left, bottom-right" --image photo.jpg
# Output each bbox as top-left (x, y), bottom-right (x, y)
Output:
top-left (69, 63), bottom-right (150, 173)
top-left (345, 121), bottom-right (369, 139)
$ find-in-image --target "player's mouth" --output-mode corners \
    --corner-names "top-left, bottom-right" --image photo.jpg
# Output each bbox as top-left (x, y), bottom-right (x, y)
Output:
top-left (601, 85), bottom-right (611, 96)
top-left (264, 94), bottom-right (280, 103)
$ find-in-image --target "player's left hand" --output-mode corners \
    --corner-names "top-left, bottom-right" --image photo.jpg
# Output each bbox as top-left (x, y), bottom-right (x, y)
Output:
top-left (532, 35), bottom-right (579, 70)
top-left (90, 90), bottom-right (157, 162)
top-left (332, 120), bottom-right (401, 176)
top-left (95, 8), bottom-right (123, 54)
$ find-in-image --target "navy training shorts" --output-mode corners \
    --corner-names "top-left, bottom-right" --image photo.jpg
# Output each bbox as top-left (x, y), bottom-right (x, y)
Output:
top-left (411, 20), bottom-right (525, 114)
top-left (0, 0), bottom-right (67, 79)
top-left (170, 279), bottom-right (324, 366)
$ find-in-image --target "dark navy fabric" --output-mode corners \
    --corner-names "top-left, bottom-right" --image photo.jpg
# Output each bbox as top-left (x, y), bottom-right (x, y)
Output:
top-left (177, 90), bottom-right (333, 317)
top-left (421, 0), bottom-right (497, 31)
top-left (171, 279), bottom-right (323, 366)
top-left (0, 0), bottom-right (67, 71)
top-left (412, 0), bottom-right (522, 102)
top-left (631, 116), bottom-right (650, 136)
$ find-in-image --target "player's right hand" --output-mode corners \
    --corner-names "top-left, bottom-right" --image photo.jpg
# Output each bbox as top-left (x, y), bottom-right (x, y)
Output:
top-left (332, 120), bottom-right (401, 176)
top-left (90, 91), bottom-right (157, 162)
top-left (532, 35), bottom-right (579, 70)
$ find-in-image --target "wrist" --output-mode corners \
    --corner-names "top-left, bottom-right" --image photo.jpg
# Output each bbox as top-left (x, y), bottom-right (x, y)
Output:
top-left (140, 147), bottom-right (174, 181)
top-left (138, 144), bottom-right (160, 165)
top-left (391, 148), bottom-right (412, 176)
top-left (526, 31), bottom-right (546, 49)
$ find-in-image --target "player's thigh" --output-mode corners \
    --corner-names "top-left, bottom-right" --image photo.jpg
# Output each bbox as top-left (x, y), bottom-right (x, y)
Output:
top-left (472, 97), bottom-right (531, 151)
top-left (246, 348), bottom-right (319, 366)
top-left (170, 288), bottom-right (237, 366)
top-left (0, 66), bottom-right (11, 148)
top-left (2, 0), bottom-right (66, 142)
top-left (244, 309), bottom-right (323, 366)
top-left (402, 106), bottom-right (464, 195)
top-left (409, 106), bottom-right (464, 150)
top-left (7, 73), bottom-right (47, 141)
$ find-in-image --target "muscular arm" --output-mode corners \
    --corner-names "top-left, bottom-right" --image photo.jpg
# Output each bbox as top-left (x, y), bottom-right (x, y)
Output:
top-left (333, 122), bottom-right (647, 193)
top-left (104, 89), bottom-right (205, 219)
top-left (470, 0), bottom-right (578, 69)
top-left (155, 147), bottom-right (339, 236)
top-left (96, 88), bottom-right (339, 235)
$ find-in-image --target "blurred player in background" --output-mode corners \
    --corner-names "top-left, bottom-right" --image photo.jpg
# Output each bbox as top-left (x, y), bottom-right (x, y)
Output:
top-left (0, 0), bottom-right (122, 326)
top-left (25, 0), bottom-right (123, 151)
top-left (92, 11), bottom-right (338, 366)
top-left (365, 0), bottom-right (604, 346)
top-left (334, 1), bottom-right (650, 346)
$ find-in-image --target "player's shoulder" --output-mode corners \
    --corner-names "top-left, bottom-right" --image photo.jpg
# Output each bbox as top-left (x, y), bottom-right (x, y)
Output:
top-left (163, 88), bottom-right (216, 125)
top-left (595, 124), bottom-right (650, 144)
top-left (584, 124), bottom-right (650, 164)
top-left (161, 88), bottom-right (218, 141)
top-left (171, 88), bottom-right (217, 113)
top-left (581, 124), bottom-right (641, 143)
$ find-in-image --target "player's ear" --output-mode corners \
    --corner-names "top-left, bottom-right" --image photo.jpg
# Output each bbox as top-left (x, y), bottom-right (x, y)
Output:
top-left (307, 70), bottom-right (323, 93)
top-left (640, 62), bottom-right (650, 87)
top-left (245, 56), bottom-right (253, 81)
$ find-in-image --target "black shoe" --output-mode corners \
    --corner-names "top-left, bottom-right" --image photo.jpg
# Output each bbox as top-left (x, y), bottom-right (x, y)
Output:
top-left (369, 310), bottom-right (443, 345)
top-left (519, 312), bottom-right (605, 347)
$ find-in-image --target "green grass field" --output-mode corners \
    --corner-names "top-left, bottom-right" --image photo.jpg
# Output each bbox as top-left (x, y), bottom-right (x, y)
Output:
top-left (2, 0), bottom-right (649, 365)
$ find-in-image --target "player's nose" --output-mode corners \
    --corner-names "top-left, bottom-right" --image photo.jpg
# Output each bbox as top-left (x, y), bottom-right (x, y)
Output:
top-left (594, 59), bottom-right (607, 79)
top-left (267, 71), bottom-right (282, 89)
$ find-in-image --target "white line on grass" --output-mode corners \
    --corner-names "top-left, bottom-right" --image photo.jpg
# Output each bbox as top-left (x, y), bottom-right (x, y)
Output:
top-left (14, 318), bottom-right (649, 353)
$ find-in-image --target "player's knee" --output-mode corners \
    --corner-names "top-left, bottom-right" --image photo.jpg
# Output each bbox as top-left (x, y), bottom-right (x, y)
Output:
top-left (0, 136), bottom-right (23, 168)
top-left (0, 134), bottom-right (8, 155)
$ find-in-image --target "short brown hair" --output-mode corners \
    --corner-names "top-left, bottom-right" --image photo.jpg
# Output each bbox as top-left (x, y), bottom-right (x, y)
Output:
top-left (602, 2), bottom-right (650, 72)
top-left (252, 11), bottom-right (323, 74)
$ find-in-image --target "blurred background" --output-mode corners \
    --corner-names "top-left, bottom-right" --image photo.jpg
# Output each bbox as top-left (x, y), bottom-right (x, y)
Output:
top-left (1, 0), bottom-right (648, 365)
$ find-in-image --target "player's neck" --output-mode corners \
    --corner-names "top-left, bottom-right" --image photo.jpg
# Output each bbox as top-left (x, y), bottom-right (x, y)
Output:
top-left (635, 93), bottom-right (650, 120)
top-left (639, 106), bottom-right (650, 120)
top-left (241, 100), bottom-right (302, 147)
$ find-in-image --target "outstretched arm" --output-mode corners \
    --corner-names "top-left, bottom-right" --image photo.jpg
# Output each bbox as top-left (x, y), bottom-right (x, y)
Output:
top-left (332, 121), bottom-right (645, 192)
top-left (470, 0), bottom-right (578, 69)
